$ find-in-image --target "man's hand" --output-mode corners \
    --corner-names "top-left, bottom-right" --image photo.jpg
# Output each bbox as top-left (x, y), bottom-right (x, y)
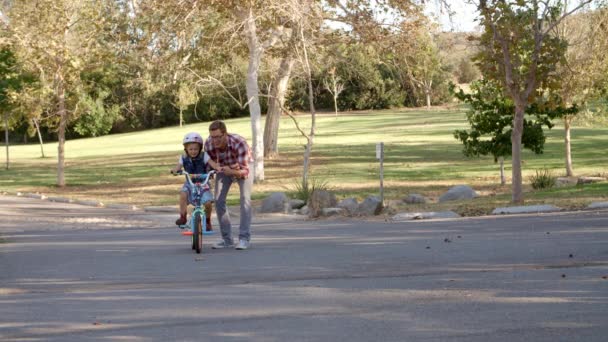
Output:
top-left (221, 164), bottom-right (243, 178)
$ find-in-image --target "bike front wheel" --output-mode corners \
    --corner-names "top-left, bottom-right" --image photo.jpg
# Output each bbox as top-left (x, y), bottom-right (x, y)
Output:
top-left (193, 213), bottom-right (203, 254)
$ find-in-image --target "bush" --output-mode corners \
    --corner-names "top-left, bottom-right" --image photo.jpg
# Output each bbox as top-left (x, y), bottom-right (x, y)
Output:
top-left (529, 168), bottom-right (557, 190)
top-left (292, 177), bottom-right (330, 203)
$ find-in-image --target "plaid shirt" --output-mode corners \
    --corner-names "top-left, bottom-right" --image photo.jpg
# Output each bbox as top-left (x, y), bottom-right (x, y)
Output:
top-left (204, 133), bottom-right (252, 178)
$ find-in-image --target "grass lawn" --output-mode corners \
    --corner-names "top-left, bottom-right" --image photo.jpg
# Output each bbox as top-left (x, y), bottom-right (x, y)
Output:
top-left (1, 106), bottom-right (607, 216)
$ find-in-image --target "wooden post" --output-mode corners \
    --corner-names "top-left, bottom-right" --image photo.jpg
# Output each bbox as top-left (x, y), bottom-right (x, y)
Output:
top-left (376, 142), bottom-right (384, 205)
top-left (4, 113), bottom-right (8, 170)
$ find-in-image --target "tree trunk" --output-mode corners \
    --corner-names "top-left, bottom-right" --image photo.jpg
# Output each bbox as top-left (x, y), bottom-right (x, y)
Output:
top-left (499, 156), bottom-right (505, 186)
top-left (564, 116), bottom-right (574, 177)
top-left (4, 112), bottom-right (8, 170)
top-left (425, 89), bottom-right (431, 109)
top-left (333, 95), bottom-right (338, 117)
top-left (264, 57), bottom-right (294, 158)
top-left (33, 118), bottom-right (45, 158)
top-left (56, 70), bottom-right (67, 187)
top-left (301, 30), bottom-right (316, 188)
top-left (242, 8), bottom-right (264, 182)
top-left (511, 103), bottom-right (525, 203)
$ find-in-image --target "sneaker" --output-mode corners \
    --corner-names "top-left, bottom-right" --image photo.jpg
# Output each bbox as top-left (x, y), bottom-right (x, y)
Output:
top-left (175, 215), bottom-right (187, 226)
top-left (212, 240), bottom-right (234, 249)
top-left (206, 217), bottom-right (213, 231)
top-left (235, 239), bottom-right (250, 250)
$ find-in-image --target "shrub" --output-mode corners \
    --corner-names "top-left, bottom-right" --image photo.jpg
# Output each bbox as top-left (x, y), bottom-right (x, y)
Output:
top-left (529, 168), bottom-right (557, 190)
top-left (292, 177), bottom-right (330, 203)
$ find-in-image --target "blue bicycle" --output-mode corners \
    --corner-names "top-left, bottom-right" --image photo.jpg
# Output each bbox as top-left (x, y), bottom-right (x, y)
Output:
top-left (172, 170), bottom-right (215, 254)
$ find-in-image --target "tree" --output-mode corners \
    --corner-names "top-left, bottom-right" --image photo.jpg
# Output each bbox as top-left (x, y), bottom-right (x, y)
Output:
top-left (405, 31), bottom-right (446, 109)
top-left (452, 80), bottom-right (575, 185)
top-left (473, 0), bottom-right (592, 203)
top-left (0, 46), bottom-right (24, 169)
top-left (5, 0), bottom-right (111, 186)
top-left (554, 7), bottom-right (608, 176)
top-left (323, 67), bottom-right (345, 117)
top-left (456, 58), bottom-right (480, 84)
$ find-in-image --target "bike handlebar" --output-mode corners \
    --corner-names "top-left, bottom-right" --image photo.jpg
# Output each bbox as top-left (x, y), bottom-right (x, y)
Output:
top-left (172, 170), bottom-right (216, 187)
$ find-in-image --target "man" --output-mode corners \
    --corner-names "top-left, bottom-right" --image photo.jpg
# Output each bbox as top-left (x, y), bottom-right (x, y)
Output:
top-left (204, 120), bottom-right (253, 250)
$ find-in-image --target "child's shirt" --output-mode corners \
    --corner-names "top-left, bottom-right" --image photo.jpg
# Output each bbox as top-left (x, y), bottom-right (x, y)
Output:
top-left (179, 152), bottom-right (210, 176)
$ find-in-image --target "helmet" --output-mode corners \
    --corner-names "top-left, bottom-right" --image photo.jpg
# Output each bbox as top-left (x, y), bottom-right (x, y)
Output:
top-left (183, 132), bottom-right (203, 146)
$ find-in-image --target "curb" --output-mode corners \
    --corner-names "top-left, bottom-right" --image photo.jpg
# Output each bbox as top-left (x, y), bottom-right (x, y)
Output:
top-left (491, 204), bottom-right (561, 215)
top-left (8, 192), bottom-right (143, 211)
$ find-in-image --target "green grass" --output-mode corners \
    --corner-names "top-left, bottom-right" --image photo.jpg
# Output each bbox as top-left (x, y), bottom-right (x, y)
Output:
top-left (1, 107), bottom-right (607, 214)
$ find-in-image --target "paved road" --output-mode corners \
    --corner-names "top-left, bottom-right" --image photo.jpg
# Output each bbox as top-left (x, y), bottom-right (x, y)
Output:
top-left (1, 195), bottom-right (607, 341)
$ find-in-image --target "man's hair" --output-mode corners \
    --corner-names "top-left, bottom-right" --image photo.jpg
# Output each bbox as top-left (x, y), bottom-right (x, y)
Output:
top-left (209, 120), bottom-right (227, 134)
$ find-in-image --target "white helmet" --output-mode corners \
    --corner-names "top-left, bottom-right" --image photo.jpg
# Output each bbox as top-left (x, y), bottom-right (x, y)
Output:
top-left (183, 132), bottom-right (204, 146)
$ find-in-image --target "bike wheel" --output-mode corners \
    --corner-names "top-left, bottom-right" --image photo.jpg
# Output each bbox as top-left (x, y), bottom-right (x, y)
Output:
top-left (193, 213), bottom-right (203, 254)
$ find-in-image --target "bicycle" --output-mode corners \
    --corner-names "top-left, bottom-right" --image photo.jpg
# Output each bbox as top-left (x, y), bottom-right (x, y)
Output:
top-left (172, 170), bottom-right (216, 254)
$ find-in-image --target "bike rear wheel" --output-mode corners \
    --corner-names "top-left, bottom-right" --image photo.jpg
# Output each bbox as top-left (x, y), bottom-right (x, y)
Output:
top-left (193, 213), bottom-right (203, 254)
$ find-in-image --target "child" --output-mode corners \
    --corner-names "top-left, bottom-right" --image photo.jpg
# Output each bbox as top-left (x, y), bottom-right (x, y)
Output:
top-left (170, 132), bottom-right (218, 230)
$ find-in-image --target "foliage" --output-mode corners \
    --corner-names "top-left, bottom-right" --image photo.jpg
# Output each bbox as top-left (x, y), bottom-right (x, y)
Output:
top-left (3, 111), bottom-right (608, 211)
top-left (288, 44), bottom-right (409, 111)
top-left (456, 58), bottom-right (479, 84)
top-left (0, 47), bottom-right (20, 113)
top-left (0, 45), bottom-right (35, 136)
top-left (73, 89), bottom-right (121, 137)
top-left (529, 168), bottom-right (557, 190)
top-left (452, 80), bottom-right (578, 161)
top-left (472, 0), bottom-right (590, 203)
top-left (292, 176), bottom-right (330, 203)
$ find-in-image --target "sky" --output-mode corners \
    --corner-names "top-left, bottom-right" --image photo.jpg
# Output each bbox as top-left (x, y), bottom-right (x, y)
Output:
top-left (425, 0), bottom-right (481, 32)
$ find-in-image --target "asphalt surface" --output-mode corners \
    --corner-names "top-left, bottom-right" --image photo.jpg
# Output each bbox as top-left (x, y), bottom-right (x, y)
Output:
top-left (1, 195), bottom-right (607, 341)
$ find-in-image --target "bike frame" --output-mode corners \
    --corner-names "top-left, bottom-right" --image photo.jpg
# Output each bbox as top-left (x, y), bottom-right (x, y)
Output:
top-left (173, 170), bottom-right (216, 253)
top-left (181, 170), bottom-right (215, 235)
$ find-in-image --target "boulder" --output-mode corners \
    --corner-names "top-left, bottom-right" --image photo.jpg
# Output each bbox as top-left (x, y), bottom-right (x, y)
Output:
top-left (337, 198), bottom-right (359, 216)
top-left (260, 192), bottom-right (290, 213)
top-left (403, 193), bottom-right (427, 204)
top-left (358, 196), bottom-right (383, 216)
top-left (308, 190), bottom-right (338, 218)
top-left (556, 177), bottom-right (578, 187)
top-left (289, 199), bottom-right (306, 210)
top-left (438, 185), bottom-right (477, 203)
top-left (577, 176), bottom-right (606, 185)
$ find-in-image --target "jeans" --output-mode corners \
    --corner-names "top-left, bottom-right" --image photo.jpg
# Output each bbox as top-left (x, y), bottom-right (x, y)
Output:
top-left (214, 173), bottom-right (252, 243)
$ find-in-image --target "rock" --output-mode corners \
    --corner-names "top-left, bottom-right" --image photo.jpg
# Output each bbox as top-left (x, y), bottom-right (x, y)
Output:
top-left (105, 204), bottom-right (140, 210)
top-left (308, 190), bottom-right (337, 218)
top-left (289, 199), bottom-right (306, 210)
top-left (300, 205), bottom-right (310, 216)
top-left (587, 202), bottom-right (608, 209)
top-left (491, 205), bottom-right (560, 215)
top-left (392, 211), bottom-right (460, 221)
top-left (74, 199), bottom-right (104, 207)
top-left (577, 176), bottom-right (606, 185)
top-left (403, 193), bottom-right (427, 204)
top-left (261, 192), bottom-right (290, 213)
top-left (358, 196), bottom-right (383, 216)
top-left (556, 177), bottom-right (578, 187)
top-left (438, 185), bottom-right (477, 203)
top-left (337, 198), bottom-right (358, 216)
top-left (321, 208), bottom-right (346, 217)
top-left (47, 196), bottom-right (73, 203)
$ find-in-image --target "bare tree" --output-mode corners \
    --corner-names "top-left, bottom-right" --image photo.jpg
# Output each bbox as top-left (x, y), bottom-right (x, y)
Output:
top-left (323, 67), bottom-right (345, 117)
